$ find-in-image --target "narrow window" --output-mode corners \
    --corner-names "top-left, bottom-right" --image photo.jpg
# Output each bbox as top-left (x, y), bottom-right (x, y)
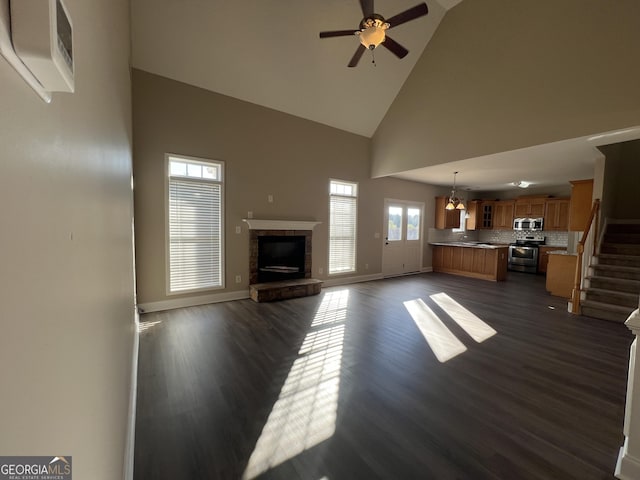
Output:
top-left (329, 179), bottom-right (358, 274)
top-left (167, 154), bottom-right (224, 293)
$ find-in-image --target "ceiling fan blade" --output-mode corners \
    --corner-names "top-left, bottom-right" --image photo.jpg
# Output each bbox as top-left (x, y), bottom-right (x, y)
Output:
top-left (386, 3), bottom-right (429, 29)
top-left (382, 35), bottom-right (409, 59)
top-left (360, 0), bottom-right (374, 18)
top-left (348, 44), bottom-right (367, 67)
top-left (319, 30), bottom-right (357, 38)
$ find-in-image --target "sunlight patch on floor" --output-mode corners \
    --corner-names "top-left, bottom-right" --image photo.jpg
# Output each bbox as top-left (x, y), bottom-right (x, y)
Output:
top-left (403, 298), bottom-right (467, 363)
top-left (430, 292), bottom-right (497, 343)
top-left (242, 290), bottom-right (349, 479)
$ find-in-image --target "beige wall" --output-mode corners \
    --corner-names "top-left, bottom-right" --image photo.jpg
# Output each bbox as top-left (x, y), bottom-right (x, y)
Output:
top-left (599, 140), bottom-right (640, 221)
top-left (133, 70), bottom-right (440, 306)
top-left (372, 0), bottom-right (640, 177)
top-left (0, 0), bottom-right (135, 478)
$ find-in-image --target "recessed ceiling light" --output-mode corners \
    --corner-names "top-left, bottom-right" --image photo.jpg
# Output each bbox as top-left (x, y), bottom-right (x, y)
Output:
top-left (512, 181), bottom-right (530, 188)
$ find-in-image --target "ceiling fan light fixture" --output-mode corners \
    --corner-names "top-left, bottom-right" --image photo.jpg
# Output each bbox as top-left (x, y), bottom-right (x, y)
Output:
top-left (357, 18), bottom-right (389, 49)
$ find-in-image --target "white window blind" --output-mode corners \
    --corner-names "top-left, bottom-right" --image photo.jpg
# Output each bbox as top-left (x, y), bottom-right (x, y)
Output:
top-left (167, 155), bottom-right (223, 293)
top-left (329, 180), bottom-right (357, 274)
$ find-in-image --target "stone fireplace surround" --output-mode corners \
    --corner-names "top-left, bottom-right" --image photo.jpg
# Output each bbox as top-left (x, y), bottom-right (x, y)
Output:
top-left (243, 219), bottom-right (322, 302)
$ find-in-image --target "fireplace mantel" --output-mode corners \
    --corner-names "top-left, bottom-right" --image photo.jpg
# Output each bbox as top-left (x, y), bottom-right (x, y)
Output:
top-left (242, 219), bottom-right (321, 230)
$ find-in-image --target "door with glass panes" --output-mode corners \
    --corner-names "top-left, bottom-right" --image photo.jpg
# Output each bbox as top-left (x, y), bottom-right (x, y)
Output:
top-left (382, 200), bottom-right (424, 277)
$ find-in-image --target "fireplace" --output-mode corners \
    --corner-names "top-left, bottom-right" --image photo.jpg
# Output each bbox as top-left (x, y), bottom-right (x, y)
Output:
top-left (257, 235), bottom-right (306, 283)
top-left (245, 219), bottom-right (322, 302)
top-left (249, 229), bottom-right (312, 285)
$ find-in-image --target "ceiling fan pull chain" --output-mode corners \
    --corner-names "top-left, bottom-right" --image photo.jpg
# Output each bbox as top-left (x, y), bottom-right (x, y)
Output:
top-left (371, 49), bottom-right (376, 66)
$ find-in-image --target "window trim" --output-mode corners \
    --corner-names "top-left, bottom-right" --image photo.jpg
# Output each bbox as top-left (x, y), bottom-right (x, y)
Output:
top-left (328, 178), bottom-right (358, 275)
top-left (165, 153), bottom-right (225, 295)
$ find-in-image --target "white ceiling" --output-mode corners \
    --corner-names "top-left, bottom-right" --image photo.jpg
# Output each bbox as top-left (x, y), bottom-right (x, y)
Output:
top-left (132, 0), bottom-right (460, 138)
top-left (131, 0), bottom-right (639, 191)
top-left (392, 127), bottom-right (640, 192)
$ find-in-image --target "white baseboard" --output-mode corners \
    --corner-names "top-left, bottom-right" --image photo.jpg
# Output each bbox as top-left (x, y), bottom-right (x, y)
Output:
top-left (616, 439), bottom-right (640, 479)
top-left (323, 273), bottom-right (384, 287)
top-left (123, 307), bottom-right (139, 480)
top-left (323, 269), bottom-right (431, 288)
top-left (138, 290), bottom-right (250, 313)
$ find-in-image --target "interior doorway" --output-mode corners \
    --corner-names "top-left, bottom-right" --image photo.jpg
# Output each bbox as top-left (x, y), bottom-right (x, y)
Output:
top-left (382, 199), bottom-right (424, 277)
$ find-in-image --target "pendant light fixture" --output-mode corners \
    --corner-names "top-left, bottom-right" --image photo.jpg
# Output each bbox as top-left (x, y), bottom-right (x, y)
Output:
top-left (445, 172), bottom-right (465, 211)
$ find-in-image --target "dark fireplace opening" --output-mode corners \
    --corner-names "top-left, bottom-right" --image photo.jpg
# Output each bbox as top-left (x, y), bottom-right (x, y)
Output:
top-left (258, 235), bottom-right (306, 283)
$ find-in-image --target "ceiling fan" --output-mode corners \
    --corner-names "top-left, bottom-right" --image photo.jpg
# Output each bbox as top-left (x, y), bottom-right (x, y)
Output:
top-left (319, 1), bottom-right (429, 67)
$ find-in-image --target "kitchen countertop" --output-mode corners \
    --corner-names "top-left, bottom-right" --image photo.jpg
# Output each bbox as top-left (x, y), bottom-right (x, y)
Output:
top-left (429, 242), bottom-right (509, 249)
top-left (547, 250), bottom-right (577, 256)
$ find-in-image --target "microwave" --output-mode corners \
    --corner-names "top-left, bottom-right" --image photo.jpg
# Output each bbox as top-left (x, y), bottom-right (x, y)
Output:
top-left (513, 217), bottom-right (544, 231)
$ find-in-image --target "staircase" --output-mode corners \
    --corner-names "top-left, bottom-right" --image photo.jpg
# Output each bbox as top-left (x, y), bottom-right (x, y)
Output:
top-left (581, 222), bottom-right (640, 322)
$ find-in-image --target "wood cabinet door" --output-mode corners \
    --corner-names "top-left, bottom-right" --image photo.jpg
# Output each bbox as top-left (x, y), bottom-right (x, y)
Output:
top-left (514, 201), bottom-right (530, 218)
top-left (530, 199), bottom-right (546, 217)
top-left (465, 201), bottom-right (478, 230)
top-left (493, 201), bottom-right (514, 229)
top-left (480, 202), bottom-right (493, 229)
top-left (544, 199), bottom-right (570, 231)
top-left (435, 196), bottom-right (461, 230)
top-left (515, 198), bottom-right (546, 218)
top-left (569, 180), bottom-right (594, 231)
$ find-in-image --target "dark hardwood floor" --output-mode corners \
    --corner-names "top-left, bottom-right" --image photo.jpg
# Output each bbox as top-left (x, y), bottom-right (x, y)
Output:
top-left (134, 272), bottom-right (633, 480)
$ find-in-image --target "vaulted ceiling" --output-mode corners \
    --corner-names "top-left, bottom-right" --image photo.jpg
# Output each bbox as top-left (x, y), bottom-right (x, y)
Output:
top-left (131, 0), bottom-right (640, 191)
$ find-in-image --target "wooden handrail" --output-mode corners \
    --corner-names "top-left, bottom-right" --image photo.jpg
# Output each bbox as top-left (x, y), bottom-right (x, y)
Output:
top-left (571, 199), bottom-right (600, 314)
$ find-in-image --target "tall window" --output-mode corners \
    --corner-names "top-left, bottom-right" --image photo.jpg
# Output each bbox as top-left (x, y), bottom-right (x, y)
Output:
top-left (167, 154), bottom-right (224, 293)
top-left (329, 179), bottom-right (357, 274)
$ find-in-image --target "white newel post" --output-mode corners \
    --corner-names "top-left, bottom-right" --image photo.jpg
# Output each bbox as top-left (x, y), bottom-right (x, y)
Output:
top-left (616, 308), bottom-right (640, 479)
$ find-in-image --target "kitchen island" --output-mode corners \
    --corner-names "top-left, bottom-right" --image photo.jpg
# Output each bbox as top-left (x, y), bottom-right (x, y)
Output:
top-left (431, 242), bottom-right (509, 281)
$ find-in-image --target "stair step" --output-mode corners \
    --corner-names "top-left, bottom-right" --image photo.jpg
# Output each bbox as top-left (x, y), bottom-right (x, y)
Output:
top-left (595, 253), bottom-right (640, 268)
top-left (606, 223), bottom-right (640, 234)
top-left (603, 233), bottom-right (640, 244)
top-left (583, 287), bottom-right (639, 308)
top-left (590, 264), bottom-right (640, 281)
top-left (601, 243), bottom-right (640, 256)
top-left (580, 299), bottom-right (636, 323)
top-left (586, 275), bottom-right (640, 294)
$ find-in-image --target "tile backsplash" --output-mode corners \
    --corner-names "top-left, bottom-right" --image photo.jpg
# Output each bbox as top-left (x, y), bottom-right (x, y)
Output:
top-left (427, 227), bottom-right (569, 247)
top-left (478, 229), bottom-right (568, 247)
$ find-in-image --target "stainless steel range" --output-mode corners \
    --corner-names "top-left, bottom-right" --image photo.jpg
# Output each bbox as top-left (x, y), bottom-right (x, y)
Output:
top-left (508, 235), bottom-right (545, 274)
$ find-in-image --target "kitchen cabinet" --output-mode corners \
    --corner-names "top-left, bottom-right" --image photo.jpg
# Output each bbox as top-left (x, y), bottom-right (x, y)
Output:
top-left (514, 197), bottom-right (547, 218)
top-left (546, 252), bottom-right (577, 298)
top-left (569, 179), bottom-right (594, 231)
top-left (465, 200), bottom-right (479, 230)
top-left (435, 196), bottom-right (461, 229)
top-left (432, 245), bottom-right (508, 281)
top-left (492, 200), bottom-right (514, 230)
top-left (480, 201), bottom-right (493, 229)
top-left (544, 198), bottom-right (570, 231)
top-left (538, 246), bottom-right (566, 274)
top-left (465, 200), bottom-right (493, 230)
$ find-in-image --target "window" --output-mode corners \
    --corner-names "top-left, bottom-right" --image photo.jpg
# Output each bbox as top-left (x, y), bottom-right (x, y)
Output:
top-left (329, 180), bottom-right (357, 274)
top-left (407, 207), bottom-right (421, 240)
top-left (167, 154), bottom-right (224, 293)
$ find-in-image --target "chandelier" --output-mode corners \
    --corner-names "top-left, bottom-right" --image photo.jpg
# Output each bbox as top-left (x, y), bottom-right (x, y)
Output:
top-left (445, 172), bottom-right (465, 210)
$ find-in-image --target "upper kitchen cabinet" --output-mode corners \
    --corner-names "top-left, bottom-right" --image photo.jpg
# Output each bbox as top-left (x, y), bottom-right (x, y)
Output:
top-left (569, 180), bottom-right (594, 231)
top-left (435, 196), bottom-right (461, 229)
top-left (465, 200), bottom-right (479, 230)
top-left (514, 197), bottom-right (547, 218)
top-left (544, 198), bottom-right (570, 231)
top-left (493, 200), bottom-right (515, 230)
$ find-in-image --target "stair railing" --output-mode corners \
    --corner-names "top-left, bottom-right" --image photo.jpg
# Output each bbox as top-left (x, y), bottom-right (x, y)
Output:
top-left (571, 199), bottom-right (600, 314)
